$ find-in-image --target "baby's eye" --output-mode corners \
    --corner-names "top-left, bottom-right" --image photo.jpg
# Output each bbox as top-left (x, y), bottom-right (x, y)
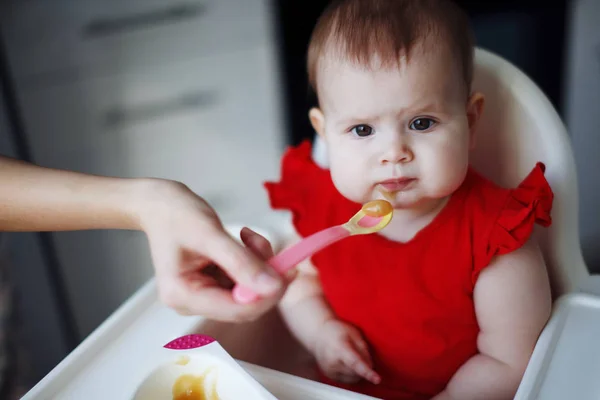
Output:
top-left (409, 118), bottom-right (436, 131)
top-left (351, 124), bottom-right (374, 137)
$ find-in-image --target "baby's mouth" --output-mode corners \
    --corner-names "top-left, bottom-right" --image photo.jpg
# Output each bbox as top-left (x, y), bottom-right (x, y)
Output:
top-left (377, 178), bottom-right (416, 192)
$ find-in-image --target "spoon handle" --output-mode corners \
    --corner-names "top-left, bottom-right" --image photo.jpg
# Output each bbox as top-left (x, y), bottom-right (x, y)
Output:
top-left (232, 225), bottom-right (350, 304)
top-left (269, 225), bottom-right (350, 273)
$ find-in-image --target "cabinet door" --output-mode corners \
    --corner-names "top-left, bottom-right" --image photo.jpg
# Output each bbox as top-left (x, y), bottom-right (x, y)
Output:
top-left (0, 0), bottom-right (272, 86)
top-left (0, 86), bottom-right (71, 379)
top-left (564, 0), bottom-right (600, 271)
top-left (16, 46), bottom-right (285, 336)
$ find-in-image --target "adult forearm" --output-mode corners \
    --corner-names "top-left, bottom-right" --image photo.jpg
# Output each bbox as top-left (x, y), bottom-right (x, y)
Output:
top-left (0, 156), bottom-right (145, 232)
top-left (433, 353), bottom-right (525, 400)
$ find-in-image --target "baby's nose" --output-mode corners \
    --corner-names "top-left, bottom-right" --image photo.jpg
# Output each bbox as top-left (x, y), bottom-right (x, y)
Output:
top-left (380, 141), bottom-right (414, 164)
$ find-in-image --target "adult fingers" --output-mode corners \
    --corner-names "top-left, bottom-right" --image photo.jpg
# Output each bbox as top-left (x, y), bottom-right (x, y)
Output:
top-left (239, 227), bottom-right (274, 260)
top-left (197, 224), bottom-right (282, 296)
top-left (168, 281), bottom-right (280, 322)
top-left (240, 227), bottom-right (298, 284)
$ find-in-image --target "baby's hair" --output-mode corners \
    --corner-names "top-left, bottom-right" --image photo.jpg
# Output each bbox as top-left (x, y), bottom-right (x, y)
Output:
top-left (307, 0), bottom-right (474, 97)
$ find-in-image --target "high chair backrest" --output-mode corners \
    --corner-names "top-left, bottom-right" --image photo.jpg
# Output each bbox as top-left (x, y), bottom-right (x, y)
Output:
top-left (310, 48), bottom-right (588, 298)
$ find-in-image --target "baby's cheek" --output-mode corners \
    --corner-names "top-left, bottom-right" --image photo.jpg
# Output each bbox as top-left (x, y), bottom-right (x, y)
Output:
top-left (330, 164), bottom-right (369, 203)
top-left (431, 158), bottom-right (468, 195)
top-left (434, 140), bottom-right (469, 171)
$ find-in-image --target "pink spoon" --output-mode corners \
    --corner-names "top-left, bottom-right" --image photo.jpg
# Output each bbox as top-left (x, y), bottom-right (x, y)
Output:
top-left (232, 200), bottom-right (393, 304)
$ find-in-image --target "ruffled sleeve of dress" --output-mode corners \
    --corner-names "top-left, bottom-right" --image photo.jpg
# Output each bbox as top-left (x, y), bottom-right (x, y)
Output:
top-left (472, 162), bottom-right (554, 283)
top-left (264, 140), bottom-right (344, 238)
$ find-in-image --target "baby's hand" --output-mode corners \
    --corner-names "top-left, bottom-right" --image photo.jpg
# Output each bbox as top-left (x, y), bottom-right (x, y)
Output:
top-left (314, 319), bottom-right (381, 385)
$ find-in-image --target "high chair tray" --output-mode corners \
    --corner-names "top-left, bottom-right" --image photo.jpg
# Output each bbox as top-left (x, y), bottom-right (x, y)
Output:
top-left (515, 291), bottom-right (600, 400)
top-left (21, 279), bottom-right (377, 400)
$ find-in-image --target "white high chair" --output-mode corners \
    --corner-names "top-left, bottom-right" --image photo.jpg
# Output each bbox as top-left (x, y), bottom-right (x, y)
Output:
top-left (464, 47), bottom-right (589, 298)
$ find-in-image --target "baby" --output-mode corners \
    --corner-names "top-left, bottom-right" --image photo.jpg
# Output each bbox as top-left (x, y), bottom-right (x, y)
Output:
top-left (264, 0), bottom-right (554, 399)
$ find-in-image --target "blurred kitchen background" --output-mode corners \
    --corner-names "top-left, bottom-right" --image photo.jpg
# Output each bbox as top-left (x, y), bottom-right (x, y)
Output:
top-left (0, 0), bottom-right (597, 394)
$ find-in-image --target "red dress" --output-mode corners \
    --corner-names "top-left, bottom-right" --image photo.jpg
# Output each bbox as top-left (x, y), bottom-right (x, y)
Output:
top-left (264, 141), bottom-right (554, 400)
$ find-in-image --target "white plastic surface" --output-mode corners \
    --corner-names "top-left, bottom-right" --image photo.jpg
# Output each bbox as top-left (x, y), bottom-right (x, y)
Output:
top-left (311, 47), bottom-right (589, 298)
top-left (515, 292), bottom-right (600, 399)
top-left (20, 225), bottom-right (377, 400)
top-left (20, 278), bottom-right (378, 400)
top-left (21, 247), bottom-right (600, 400)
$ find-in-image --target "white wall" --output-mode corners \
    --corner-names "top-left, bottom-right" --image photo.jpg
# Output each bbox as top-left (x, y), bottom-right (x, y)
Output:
top-left (564, 0), bottom-right (600, 273)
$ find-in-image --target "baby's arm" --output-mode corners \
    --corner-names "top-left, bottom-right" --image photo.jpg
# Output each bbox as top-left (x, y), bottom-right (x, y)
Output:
top-left (278, 255), bottom-right (334, 352)
top-left (278, 232), bottom-right (380, 384)
top-left (433, 238), bottom-right (552, 400)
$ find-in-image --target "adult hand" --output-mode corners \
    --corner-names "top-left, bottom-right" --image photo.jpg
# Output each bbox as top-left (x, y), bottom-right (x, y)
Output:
top-left (138, 180), bottom-right (290, 322)
top-left (0, 157), bottom-right (290, 322)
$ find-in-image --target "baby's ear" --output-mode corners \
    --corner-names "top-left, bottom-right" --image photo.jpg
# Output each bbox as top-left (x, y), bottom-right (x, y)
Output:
top-left (467, 92), bottom-right (485, 150)
top-left (309, 108), bottom-right (325, 138)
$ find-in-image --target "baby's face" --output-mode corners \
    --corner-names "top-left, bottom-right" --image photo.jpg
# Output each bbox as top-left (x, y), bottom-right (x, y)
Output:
top-left (311, 48), bottom-right (482, 209)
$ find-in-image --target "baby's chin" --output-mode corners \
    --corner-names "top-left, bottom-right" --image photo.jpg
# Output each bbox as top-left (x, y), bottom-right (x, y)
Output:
top-left (337, 188), bottom-right (406, 208)
top-left (375, 192), bottom-right (417, 209)
top-left (335, 185), bottom-right (446, 209)
top-left (373, 187), bottom-right (451, 210)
